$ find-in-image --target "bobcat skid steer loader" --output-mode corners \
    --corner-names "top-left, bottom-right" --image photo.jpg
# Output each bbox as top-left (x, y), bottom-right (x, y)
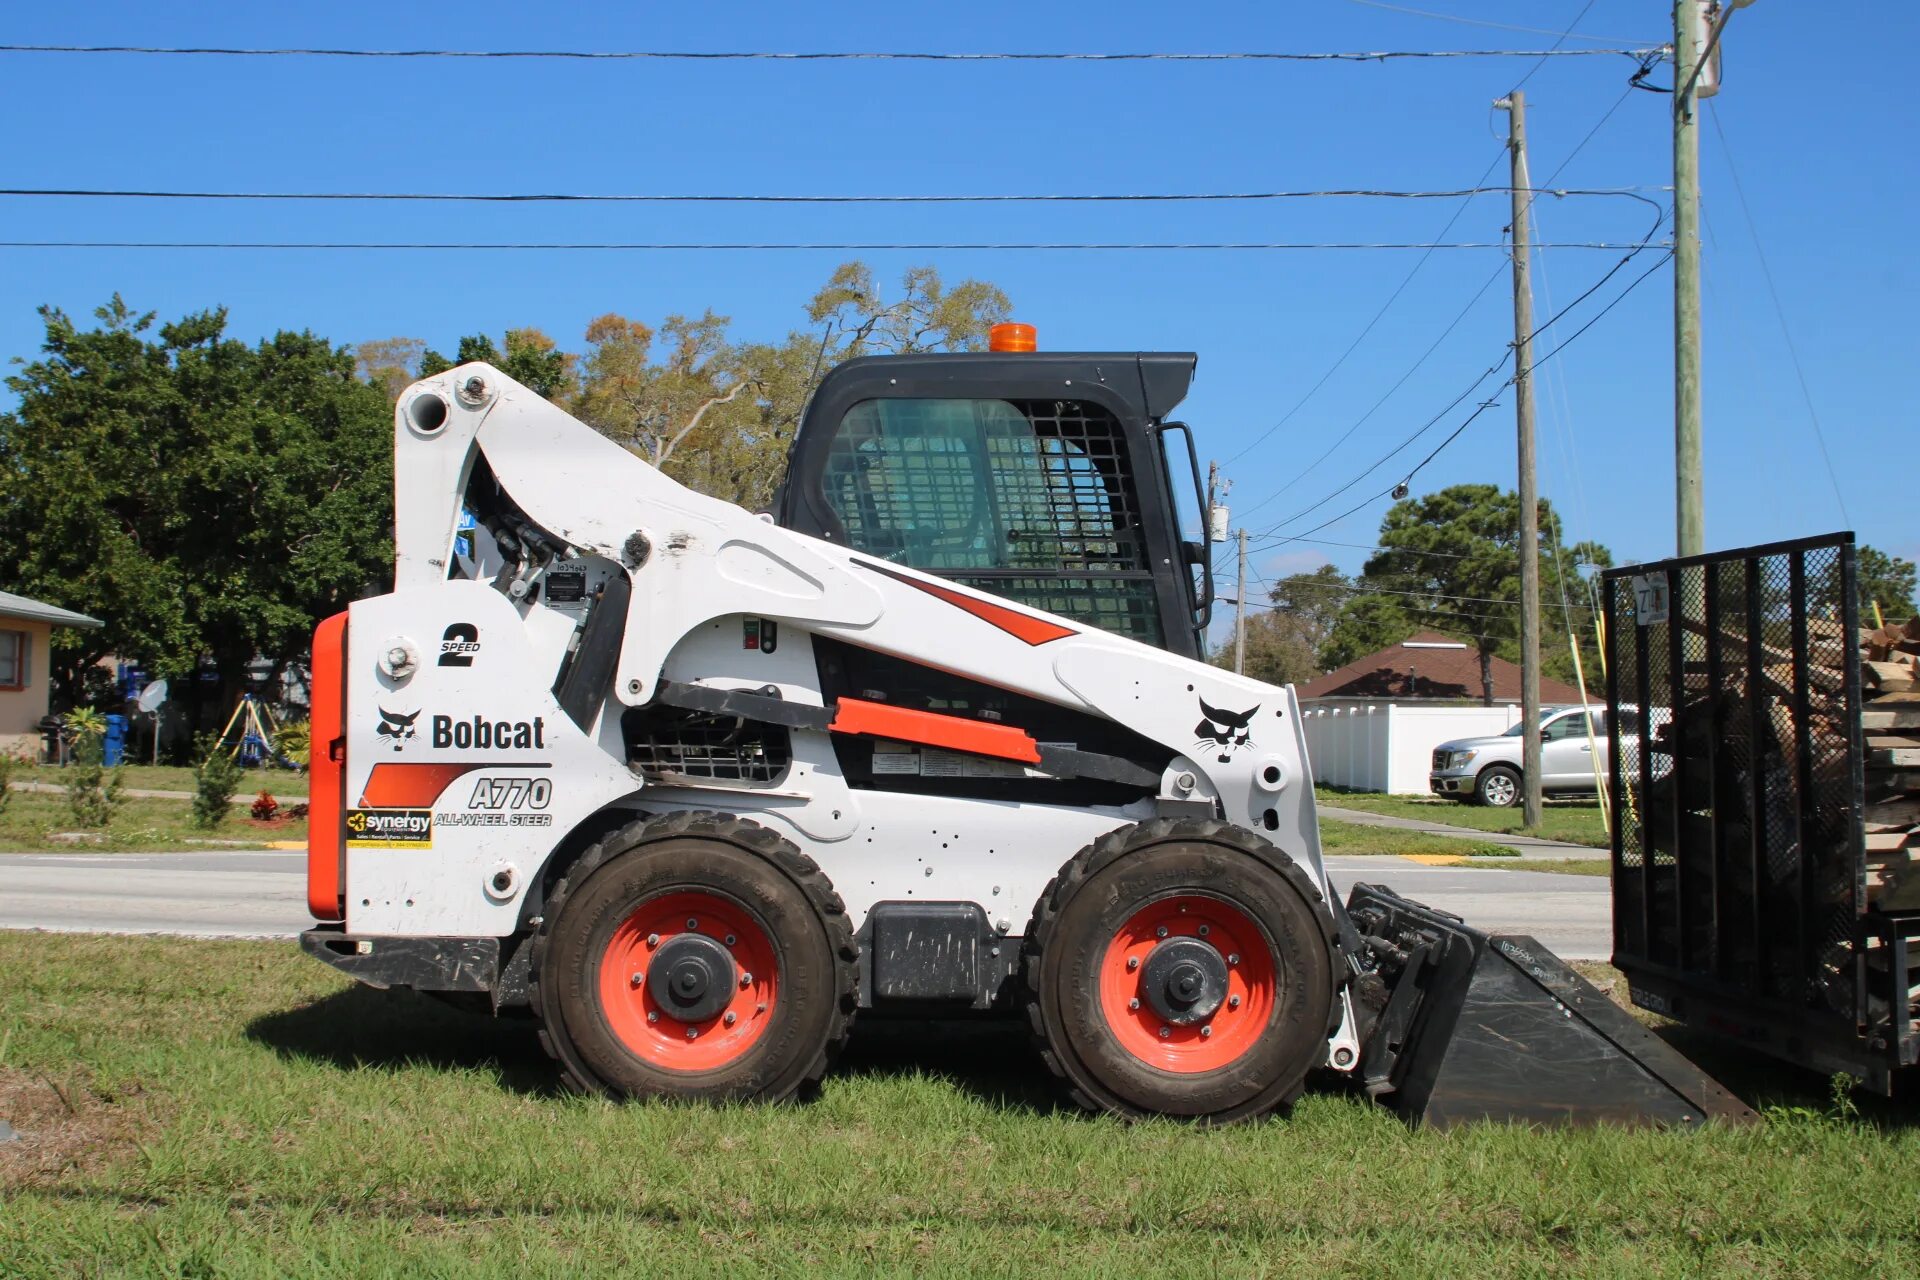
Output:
top-left (300, 347), bottom-right (1750, 1126)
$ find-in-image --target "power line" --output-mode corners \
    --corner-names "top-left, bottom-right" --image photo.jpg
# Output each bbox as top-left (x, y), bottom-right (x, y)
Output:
top-left (0, 43), bottom-right (1666, 63)
top-left (1223, 148), bottom-right (1508, 468)
top-left (1251, 249), bottom-right (1673, 552)
top-left (1341, 0), bottom-right (1657, 46)
top-left (0, 239), bottom-right (1660, 252)
top-left (1705, 102), bottom-right (1850, 527)
top-left (0, 184), bottom-right (1664, 206)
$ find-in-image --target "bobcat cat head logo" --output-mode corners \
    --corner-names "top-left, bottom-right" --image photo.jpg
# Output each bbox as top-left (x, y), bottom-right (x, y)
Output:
top-left (376, 707), bottom-right (420, 751)
top-left (1195, 698), bottom-right (1259, 763)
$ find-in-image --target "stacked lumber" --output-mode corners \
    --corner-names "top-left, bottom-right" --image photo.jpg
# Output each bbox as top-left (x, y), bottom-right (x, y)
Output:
top-left (1858, 618), bottom-right (1920, 912)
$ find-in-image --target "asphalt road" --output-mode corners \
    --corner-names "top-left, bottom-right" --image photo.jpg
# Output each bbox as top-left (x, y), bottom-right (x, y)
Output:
top-left (0, 849), bottom-right (1613, 958)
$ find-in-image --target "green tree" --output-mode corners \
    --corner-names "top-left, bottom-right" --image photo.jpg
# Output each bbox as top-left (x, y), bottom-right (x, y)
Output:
top-left (1858, 545), bottom-right (1918, 622)
top-left (0, 297), bottom-right (393, 701)
top-left (1318, 593), bottom-right (1414, 671)
top-left (421, 328), bottom-right (576, 400)
top-left (1354, 484), bottom-right (1609, 702)
top-left (1215, 564), bottom-right (1350, 685)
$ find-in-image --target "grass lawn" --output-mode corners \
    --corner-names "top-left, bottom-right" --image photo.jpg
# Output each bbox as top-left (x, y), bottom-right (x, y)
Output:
top-left (1316, 787), bottom-right (1609, 849)
top-left (1, 933), bottom-right (1915, 1277)
top-left (1467, 858), bottom-right (1614, 877)
top-left (14, 762), bottom-right (308, 797)
top-left (1318, 817), bottom-right (1514, 859)
top-left (0, 790), bottom-right (306, 853)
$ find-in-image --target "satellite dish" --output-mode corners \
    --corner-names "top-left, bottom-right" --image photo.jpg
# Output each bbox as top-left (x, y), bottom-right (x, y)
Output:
top-left (136, 680), bottom-right (169, 713)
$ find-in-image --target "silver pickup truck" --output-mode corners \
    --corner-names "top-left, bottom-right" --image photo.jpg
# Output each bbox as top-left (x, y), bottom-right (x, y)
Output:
top-left (1428, 705), bottom-right (1627, 807)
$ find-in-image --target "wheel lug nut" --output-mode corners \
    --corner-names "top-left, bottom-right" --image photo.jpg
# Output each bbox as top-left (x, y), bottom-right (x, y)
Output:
top-left (630, 971), bottom-right (644, 987)
top-left (646, 933), bottom-right (659, 947)
top-left (723, 1011), bottom-right (737, 1026)
top-left (1198, 925), bottom-right (1210, 937)
top-left (1158, 1026), bottom-right (1171, 1039)
top-left (1155, 925), bottom-right (1169, 939)
top-left (1201, 1026), bottom-right (1212, 1039)
top-left (646, 1011), bottom-right (659, 1024)
top-left (725, 934), bottom-right (737, 947)
top-left (1228, 994), bottom-right (1241, 1009)
top-left (1128, 998), bottom-right (1140, 1010)
top-left (1227, 953), bottom-right (1240, 966)
top-left (755, 1002), bottom-right (767, 1013)
top-left (687, 918), bottom-right (698, 930)
top-left (739, 972), bottom-right (752, 987)
top-left (686, 1027), bottom-right (698, 1040)
top-left (1126, 956), bottom-right (1139, 971)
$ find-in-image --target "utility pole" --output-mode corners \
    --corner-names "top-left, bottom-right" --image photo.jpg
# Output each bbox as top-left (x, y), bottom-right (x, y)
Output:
top-left (1234, 528), bottom-right (1249, 675)
top-left (1673, 0), bottom-right (1707, 556)
top-left (1498, 89), bottom-right (1544, 830)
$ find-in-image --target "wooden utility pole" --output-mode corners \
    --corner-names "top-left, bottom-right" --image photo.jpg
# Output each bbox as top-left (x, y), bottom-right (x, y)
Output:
top-left (1673, 0), bottom-right (1707, 556)
top-left (1498, 89), bottom-right (1544, 829)
top-left (1234, 528), bottom-right (1249, 675)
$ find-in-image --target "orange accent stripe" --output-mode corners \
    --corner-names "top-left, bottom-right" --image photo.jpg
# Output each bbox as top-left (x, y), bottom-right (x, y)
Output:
top-left (307, 612), bottom-right (348, 922)
top-left (359, 761), bottom-right (495, 809)
top-left (829, 697), bottom-right (1041, 764)
top-left (866, 564), bottom-right (1076, 646)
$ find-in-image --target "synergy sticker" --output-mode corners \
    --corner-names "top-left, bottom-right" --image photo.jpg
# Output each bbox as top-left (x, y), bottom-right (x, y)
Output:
top-left (345, 808), bottom-right (434, 848)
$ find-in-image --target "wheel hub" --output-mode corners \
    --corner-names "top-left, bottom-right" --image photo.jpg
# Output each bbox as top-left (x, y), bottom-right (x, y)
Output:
top-left (646, 932), bottom-right (737, 1024)
top-left (1139, 936), bottom-right (1229, 1025)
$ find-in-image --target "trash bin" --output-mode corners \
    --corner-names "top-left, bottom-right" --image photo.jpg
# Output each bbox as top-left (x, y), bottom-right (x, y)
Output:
top-left (103, 714), bottom-right (128, 767)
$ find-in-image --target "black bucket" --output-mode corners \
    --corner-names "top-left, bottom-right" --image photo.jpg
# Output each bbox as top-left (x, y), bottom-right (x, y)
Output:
top-left (1345, 883), bottom-right (1757, 1128)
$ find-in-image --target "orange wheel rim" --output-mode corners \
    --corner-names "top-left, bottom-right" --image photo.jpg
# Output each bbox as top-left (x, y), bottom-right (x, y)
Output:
top-left (1098, 894), bottom-right (1277, 1074)
top-left (597, 890), bottom-right (778, 1072)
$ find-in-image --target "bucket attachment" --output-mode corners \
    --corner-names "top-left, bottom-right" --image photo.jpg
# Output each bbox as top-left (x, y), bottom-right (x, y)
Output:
top-left (1344, 884), bottom-right (1757, 1128)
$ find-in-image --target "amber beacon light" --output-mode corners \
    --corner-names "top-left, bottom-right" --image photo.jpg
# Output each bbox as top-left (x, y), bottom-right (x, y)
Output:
top-left (988, 322), bottom-right (1038, 353)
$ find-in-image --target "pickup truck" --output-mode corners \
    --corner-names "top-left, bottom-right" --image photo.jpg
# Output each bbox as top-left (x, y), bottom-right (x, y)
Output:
top-left (1428, 705), bottom-right (1622, 807)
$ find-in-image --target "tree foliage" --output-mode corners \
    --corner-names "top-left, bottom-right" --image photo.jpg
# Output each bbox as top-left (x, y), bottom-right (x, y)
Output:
top-left (0, 297), bottom-right (393, 701)
top-left (421, 328), bottom-right (576, 400)
top-left (1857, 545), bottom-right (1918, 621)
top-left (1317, 484), bottom-right (1611, 696)
top-left (570, 262), bottom-right (1012, 509)
top-left (1213, 564), bottom-right (1348, 685)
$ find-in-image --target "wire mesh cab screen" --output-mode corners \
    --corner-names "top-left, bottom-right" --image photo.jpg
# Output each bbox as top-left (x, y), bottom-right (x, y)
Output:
top-left (821, 397), bottom-right (1162, 645)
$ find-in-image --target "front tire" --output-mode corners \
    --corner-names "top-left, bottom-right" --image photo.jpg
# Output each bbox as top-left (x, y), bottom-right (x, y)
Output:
top-left (1023, 818), bottom-right (1337, 1122)
top-left (1476, 765), bottom-right (1521, 808)
top-left (530, 811), bottom-right (857, 1103)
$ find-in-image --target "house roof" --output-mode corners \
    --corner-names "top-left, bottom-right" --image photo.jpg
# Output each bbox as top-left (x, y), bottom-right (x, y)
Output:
top-left (1296, 630), bottom-right (1586, 703)
top-left (0, 590), bottom-right (102, 629)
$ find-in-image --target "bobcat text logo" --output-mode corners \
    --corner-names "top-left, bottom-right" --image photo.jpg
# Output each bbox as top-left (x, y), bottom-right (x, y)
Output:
top-left (376, 707), bottom-right (420, 751)
top-left (1194, 698), bottom-right (1259, 764)
top-left (438, 622), bottom-right (480, 668)
top-left (431, 714), bottom-right (547, 750)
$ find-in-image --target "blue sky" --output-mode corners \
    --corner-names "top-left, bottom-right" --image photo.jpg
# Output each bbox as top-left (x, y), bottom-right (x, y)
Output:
top-left (2, 1), bottom-right (1913, 609)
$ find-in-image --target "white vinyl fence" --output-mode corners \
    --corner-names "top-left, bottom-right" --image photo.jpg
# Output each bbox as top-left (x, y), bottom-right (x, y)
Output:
top-left (1298, 701), bottom-right (1522, 795)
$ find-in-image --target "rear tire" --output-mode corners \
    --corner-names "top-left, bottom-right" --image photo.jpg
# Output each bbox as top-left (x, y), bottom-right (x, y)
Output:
top-left (1022, 818), bottom-right (1337, 1122)
top-left (1476, 765), bottom-right (1521, 808)
top-left (530, 811), bottom-right (857, 1103)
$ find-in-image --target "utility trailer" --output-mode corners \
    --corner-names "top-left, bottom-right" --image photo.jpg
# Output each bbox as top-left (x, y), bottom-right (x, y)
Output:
top-left (1605, 532), bottom-right (1920, 1091)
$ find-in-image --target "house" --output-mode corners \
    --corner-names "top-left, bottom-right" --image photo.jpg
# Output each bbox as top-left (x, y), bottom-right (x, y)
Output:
top-left (0, 591), bottom-right (103, 757)
top-left (1295, 632), bottom-right (1594, 794)
top-left (1296, 631), bottom-right (1586, 704)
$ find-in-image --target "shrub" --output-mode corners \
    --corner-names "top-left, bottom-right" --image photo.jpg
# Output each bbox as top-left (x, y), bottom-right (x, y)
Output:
top-left (286, 802), bottom-right (310, 820)
top-left (192, 736), bottom-right (244, 830)
top-left (272, 720), bottom-right (312, 770)
top-left (63, 714), bottom-right (125, 829)
top-left (250, 791), bottom-right (279, 821)
top-left (0, 750), bottom-right (15, 819)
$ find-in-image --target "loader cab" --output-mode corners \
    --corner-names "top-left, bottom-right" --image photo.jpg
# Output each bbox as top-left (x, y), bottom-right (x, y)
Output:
top-left (774, 349), bottom-right (1213, 659)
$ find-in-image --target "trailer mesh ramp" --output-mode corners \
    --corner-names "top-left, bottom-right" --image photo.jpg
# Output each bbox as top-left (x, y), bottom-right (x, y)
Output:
top-left (1605, 533), bottom-right (1920, 1091)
